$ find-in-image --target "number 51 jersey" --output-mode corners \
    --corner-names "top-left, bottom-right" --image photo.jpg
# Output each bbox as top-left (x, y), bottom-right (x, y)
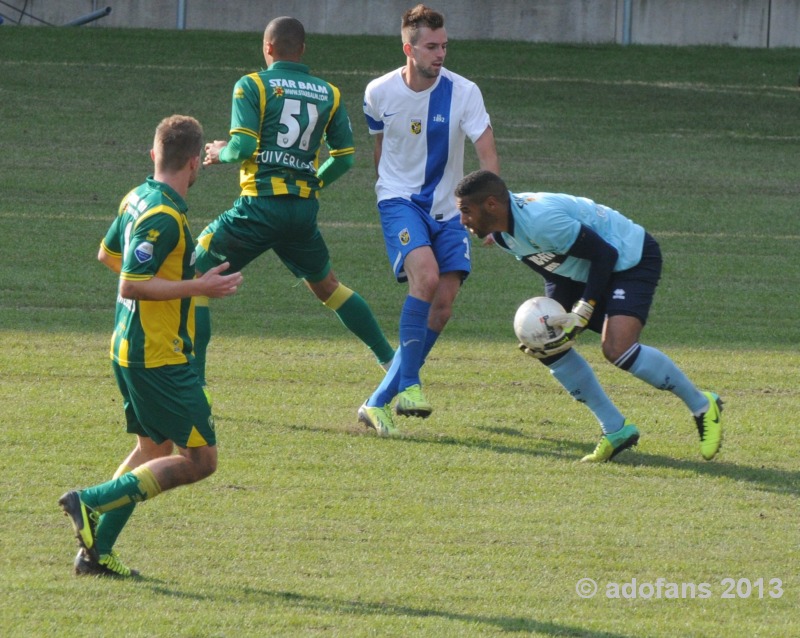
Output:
top-left (229, 60), bottom-right (354, 199)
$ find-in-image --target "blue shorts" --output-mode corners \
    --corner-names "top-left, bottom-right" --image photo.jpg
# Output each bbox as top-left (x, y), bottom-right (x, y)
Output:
top-left (378, 197), bottom-right (471, 283)
top-left (544, 233), bottom-right (662, 332)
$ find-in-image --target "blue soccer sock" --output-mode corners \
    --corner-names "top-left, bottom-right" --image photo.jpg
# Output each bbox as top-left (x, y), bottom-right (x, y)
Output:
top-left (548, 348), bottom-right (625, 434)
top-left (622, 344), bottom-right (707, 413)
top-left (397, 295), bottom-right (431, 391)
top-left (368, 327), bottom-right (440, 407)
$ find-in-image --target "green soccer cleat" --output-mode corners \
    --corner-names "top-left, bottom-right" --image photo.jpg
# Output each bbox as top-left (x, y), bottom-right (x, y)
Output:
top-left (394, 384), bottom-right (433, 418)
top-left (59, 490), bottom-right (98, 560)
top-left (74, 548), bottom-right (140, 578)
top-left (695, 391), bottom-right (723, 460)
top-left (358, 403), bottom-right (398, 437)
top-left (581, 422), bottom-right (640, 463)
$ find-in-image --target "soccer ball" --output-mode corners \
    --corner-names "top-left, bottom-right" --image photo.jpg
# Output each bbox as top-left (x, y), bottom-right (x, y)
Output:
top-left (513, 296), bottom-right (569, 354)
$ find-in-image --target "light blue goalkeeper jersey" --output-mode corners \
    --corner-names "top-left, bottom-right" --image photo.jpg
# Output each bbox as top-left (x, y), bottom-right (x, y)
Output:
top-left (495, 192), bottom-right (646, 282)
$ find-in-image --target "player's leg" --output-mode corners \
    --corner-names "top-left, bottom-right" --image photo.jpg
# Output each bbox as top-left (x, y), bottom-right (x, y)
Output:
top-left (305, 270), bottom-right (395, 368)
top-left (539, 276), bottom-right (638, 462)
top-left (194, 198), bottom-right (264, 389)
top-left (358, 199), bottom-right (436, 432)
top-left (607, 317), bottom-right (722, 459)
top-left (193, 295), bottom-right (211, 399)
top-left (78, 435), bottom-right (174, 577)
top-left (395, 214), bottom-right (471, 417)
top-left (603, 234), bottom-right (722, 459)
top-left (397, 243), bottom-right (438, 393)
top-left (272, 196), bottom-right (395, 368)
top-left (540, 348), bottom-right (639, 462)
top-left (61, 364), bottom-right (216, 574)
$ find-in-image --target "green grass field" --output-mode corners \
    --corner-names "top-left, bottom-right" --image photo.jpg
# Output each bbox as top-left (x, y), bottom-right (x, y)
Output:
top-left (1, 26), bottom-right (798, 637)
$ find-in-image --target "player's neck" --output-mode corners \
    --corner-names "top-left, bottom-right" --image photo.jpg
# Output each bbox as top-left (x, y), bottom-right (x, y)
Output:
top-left (154, 170), bottom-right (190, 199)
top-left (402, 65), bottom-right (437, 92)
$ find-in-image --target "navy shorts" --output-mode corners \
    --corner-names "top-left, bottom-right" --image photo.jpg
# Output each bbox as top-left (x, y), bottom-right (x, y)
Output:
top-left (544, 233), bottom-right (662, 333)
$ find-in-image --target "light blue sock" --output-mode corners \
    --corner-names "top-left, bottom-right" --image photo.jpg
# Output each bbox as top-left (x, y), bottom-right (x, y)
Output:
top-left (625, 344), bottom-right (707, 413)
top-left (548, 349), bottom-right (625, 434)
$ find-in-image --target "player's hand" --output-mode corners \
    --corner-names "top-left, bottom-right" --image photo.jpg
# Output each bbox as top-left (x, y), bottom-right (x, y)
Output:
top-left (518, 330), bottom-right (575, 359)
top-left (203, 140), bottom-right (228, 166)
top-left (547, 300), bottom-right (594, 338)
top-left (198, 262), bottom-right (242, 298)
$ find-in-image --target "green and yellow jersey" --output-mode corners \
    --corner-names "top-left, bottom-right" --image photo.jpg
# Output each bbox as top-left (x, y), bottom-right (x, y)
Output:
top-left (100, 177), bottom-right (196, 368)
top-left (229, 60), bottom-right (354, 199)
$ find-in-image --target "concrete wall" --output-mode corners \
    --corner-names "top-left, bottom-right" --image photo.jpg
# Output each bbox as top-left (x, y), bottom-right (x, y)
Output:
top-left (2, 0), bottom-right (799, 47)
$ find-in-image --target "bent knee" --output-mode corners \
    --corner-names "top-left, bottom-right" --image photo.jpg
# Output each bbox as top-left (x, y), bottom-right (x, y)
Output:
top-left (428, 304), bottom-right (452, 332)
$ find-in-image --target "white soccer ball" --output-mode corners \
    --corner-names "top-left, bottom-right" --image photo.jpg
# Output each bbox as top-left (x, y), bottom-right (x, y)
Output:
top-left (513, 296), bottom-right (569, 353)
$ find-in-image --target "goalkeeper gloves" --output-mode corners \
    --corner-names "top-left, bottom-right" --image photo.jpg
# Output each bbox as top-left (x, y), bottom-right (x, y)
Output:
top-left (518, 333), bottom-right (575, 359)
top-left (518, 300), bottom-right (595, 360)
top-left (547, 299), bottom-right (595, 337)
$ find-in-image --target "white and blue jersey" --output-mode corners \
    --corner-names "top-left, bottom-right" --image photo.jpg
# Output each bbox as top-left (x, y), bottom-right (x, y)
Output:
top-left (363, 67), bottom-right (491, 222)
top-left (495, 192), bottom-right (646, 282)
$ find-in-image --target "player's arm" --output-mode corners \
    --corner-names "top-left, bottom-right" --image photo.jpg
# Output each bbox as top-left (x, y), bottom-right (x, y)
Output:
top-left (473, 125), bottom-right (499, 175)
top-left (317, 149), bottom-right (354, 188)
top-left (548, 225), bottom-right (618, 333)
top-left (317, 89), bottom-right (355, 188)
top-left (568, 225), bottom-right (618, 305)
top-left (372, 132), bottom-right (383, 178)
top-left (98, 243), bottom-right (122, 274)
top-left (204, 132), bottom-right (257, 166)
top-left (119, 263), bottom-right (242, 301)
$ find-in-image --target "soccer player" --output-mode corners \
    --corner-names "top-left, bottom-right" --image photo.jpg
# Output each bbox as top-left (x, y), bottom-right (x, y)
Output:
top-left (195, 16), bottom-right (394, 391)
top-left (59, 115), bottom-right (243, 577)
top-left (454, 169), bottom-right (723, 462)
top-left (359, 4), bottom-right (499, 435)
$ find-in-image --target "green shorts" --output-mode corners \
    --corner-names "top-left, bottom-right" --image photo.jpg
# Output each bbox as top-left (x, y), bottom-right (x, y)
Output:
top-left (195, 195), bottom-right (331, 283)
top-left (112, 361), bottom-right (215, 448)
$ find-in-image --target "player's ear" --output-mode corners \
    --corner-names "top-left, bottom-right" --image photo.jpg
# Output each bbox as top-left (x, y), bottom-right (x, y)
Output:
top-left (402, 41), bottom-right (413, 57)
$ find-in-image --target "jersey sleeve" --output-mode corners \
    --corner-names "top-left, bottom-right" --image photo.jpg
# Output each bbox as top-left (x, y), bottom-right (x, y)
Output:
top-left (120, 209), bottom-right (180, 282)
top-left (460, 82), bottom-right (492, 143)
top-left (324, 85), bottom-right (355, 156)
top-left (363, 81), bottom-right (384, 134)
top-left (229, 74), bottom-right (262, 141)
top-left (101, 190), bottom-right (136, 256)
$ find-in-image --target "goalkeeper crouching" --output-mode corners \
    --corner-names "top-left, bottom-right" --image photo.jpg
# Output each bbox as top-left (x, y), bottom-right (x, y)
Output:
top-left (455, 169), bottom-right (722, 463)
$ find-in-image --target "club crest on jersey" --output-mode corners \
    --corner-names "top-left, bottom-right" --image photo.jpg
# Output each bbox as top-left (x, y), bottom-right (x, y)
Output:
top-left (399, 228), bottom-right (410, 245)
top-left (146, 229), bottom-right (160, 242)
top-left (273, 86), bottom-right (285, 98)
top-left (134, 242), bottom-right (154, 263)
top-left (410, 119), bottom-right (422, 135)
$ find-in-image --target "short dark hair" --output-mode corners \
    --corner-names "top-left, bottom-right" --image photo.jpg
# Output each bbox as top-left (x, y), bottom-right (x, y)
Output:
top-left (402, 4), bottom-right (444, 45)
top-left (265, 16), bottom-right (305, 58)
top-left (455, 169), bottom-right (508, 203)
top-left (154, 115), bottom-right (203, 173)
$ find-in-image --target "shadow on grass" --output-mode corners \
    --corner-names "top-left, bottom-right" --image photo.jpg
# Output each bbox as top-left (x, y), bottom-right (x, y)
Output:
top-left (144, 584), bottom-right (631, 636)
top-left (285, 423), bottom-right (800, 498)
